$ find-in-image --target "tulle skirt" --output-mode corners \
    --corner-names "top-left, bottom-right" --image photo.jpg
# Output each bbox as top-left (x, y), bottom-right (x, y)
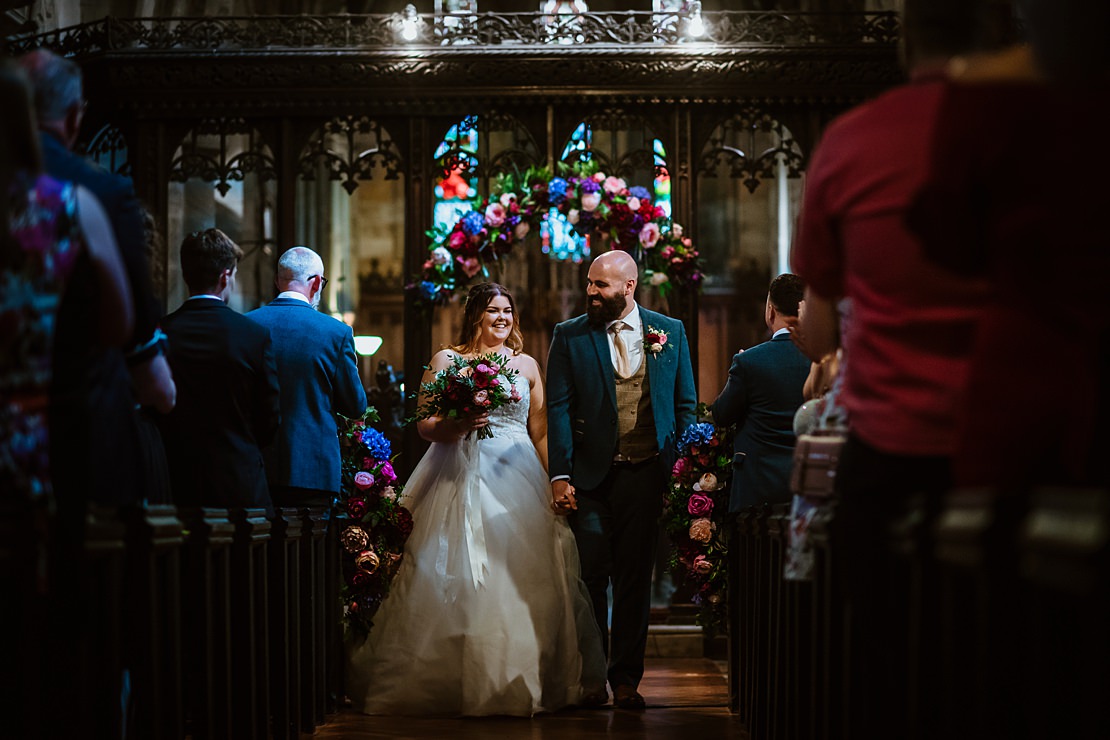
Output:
top-left (346, 434), bottom-right (607, 716)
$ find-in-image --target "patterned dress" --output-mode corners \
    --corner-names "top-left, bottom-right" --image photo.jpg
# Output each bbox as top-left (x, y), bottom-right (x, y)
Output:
top-left (1, 173), bottom-right (84, 500)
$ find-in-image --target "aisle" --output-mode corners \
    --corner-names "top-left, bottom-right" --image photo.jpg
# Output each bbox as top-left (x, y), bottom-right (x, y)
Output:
top-left (316, 657), bottom-right (747, 739)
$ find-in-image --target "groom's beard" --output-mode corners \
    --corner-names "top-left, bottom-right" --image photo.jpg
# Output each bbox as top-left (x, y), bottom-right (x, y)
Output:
top-left (586, 292), bottom-right (626, 327)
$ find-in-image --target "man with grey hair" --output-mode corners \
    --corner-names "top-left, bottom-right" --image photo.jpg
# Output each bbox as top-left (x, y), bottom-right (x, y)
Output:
top-left (247, 247), bottom-right (366, 507)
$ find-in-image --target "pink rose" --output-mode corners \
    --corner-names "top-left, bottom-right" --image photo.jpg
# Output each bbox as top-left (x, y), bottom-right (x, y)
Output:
top-left (473, 389), bottom-right (490, 406)
top-left (603, 176), bottom-right (627, 195)
top-left (476, 363), bottom-right (492, 375)
top-left (672, 457), bottom-right (689, 477)
top-left (639, 223), bottom-right (661, 249)
top-left (457, 256), bottom-right (482, 278)
top-left (354, 471), bottom-right (375, 490)
top-left (378, 461), bottom-right (397, 484)
top-left (448, 230), bottom-right (468, 250)
top-left (484, 202), bottom-right (507, 228)
top-left (380, 485), bottom-right (397, 502)
top-left (581, 192), bottom-right (602, 212)
top-left (660, 246), bottom-right (675, 260)
top-left (510, 386), bottom-right (522, 402)
top-left (689, 517), bottom-right (715, 543)
top-left (627, 197), bottom-right (641, 212)
top-left (592, 172), bottom-right (606, 183)
top-left (687, 492), bottom-right (714, 517)
top-left (692, 554), bottom-right (713, 575)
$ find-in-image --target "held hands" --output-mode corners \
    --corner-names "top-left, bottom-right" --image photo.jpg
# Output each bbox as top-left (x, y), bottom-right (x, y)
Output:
top-left (551, 479), bottom-right (578, 516)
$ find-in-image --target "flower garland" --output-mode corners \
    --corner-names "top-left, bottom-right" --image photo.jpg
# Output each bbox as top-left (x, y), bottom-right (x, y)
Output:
top-left (410, 160), bottom-right (704, 306)
top-left (662, 411), bottom-right (734, 631)
top-left (337, 408), bottom-right (413, 638)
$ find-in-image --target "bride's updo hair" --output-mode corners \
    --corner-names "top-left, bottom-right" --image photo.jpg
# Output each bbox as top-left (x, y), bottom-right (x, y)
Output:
top-left (452, 282), bottom-right (524, 355)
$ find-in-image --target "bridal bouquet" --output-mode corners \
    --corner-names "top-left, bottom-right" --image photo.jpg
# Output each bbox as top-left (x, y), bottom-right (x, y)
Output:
top-left (662, 408), bottom-right (734, 631)
top-left (409, 352), bottom-right (522, 441)
top-left (337, 408), bottom-right (412, 637)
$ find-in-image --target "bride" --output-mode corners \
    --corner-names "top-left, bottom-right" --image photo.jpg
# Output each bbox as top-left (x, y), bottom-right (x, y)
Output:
top-left (347, 282), bottom-right (607, 716)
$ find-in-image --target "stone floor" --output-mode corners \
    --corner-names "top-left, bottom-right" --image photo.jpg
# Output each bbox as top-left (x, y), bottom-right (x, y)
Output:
top-left (314, 657), bottom-right (747, 739)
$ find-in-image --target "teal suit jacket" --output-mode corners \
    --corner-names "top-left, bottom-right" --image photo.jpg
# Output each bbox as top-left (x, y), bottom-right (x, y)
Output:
top-left (547, 307), bottom-right (697, 490)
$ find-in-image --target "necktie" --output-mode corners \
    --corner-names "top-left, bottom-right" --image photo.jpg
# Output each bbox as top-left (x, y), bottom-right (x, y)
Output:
top-left (609, 321), bottom-right (632, 379)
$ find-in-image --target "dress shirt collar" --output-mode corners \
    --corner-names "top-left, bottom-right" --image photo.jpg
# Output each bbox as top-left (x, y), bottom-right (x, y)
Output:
top-left (187, 294), bottom-right (224, 303)
top-left (607, 304), bottom-right (642, 334)
top-left (772, 327), bottom-right (791, 339)
top-left (276, 290), bottom-right (311, 304)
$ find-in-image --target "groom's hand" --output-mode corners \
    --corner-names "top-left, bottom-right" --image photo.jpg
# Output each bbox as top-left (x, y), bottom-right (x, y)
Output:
top-left (552, 479), bottom-right (577, 516)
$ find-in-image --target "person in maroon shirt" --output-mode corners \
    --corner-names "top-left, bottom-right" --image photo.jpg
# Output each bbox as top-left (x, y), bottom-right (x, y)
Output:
top-left (788, 1), bottom-right (1009, 735)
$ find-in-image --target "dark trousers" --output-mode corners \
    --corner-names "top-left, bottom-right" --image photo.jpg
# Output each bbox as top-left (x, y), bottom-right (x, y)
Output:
top-left (834, 434), bottom-right (950, 739)
top-left (570, 457), bottom-right (665, 689)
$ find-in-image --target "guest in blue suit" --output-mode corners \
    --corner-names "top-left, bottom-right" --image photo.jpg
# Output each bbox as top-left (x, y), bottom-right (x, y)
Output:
top-left (711, 273), bottom-right (811, 512)
top-left (547, 250), bottom-right (697, 710)
top-left (247, 247), bottom-right (367, 508)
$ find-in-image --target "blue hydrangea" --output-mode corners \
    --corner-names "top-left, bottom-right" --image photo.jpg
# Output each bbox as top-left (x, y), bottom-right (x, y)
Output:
top-left (629, 186), bottom-right (651, 201)
top-left (419, 281), bottom-right (440, 301)
top-left (548, 177), bottom-right (568, 204)
top-left (460, 210), bottom-right (486, 236)
top-left (679, 422), bottom-right (716, 452)
top-left (360, 427), bottom-right (392, 462)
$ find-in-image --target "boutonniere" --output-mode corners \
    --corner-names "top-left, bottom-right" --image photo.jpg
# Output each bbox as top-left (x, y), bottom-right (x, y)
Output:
top-left (644, 326), bottom-right (670, 356)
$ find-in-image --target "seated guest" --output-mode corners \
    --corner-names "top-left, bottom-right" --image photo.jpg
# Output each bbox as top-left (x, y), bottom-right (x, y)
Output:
top-left (711, 273), bottom-right (811, 512)
top-left (158, 229), bottom-right (280, 510)
top-left (247, 246), bottom-right (367, 508)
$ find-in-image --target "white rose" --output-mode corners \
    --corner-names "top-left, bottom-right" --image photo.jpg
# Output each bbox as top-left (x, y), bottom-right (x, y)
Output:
top-left (581, 193), bottom-right (601, 212)
top-left (672, 223), bottom-right (683, 238)
top-left (693, 472), bottom-right (719, 492)
top-left (627, 197), bottom-right (641, 212)
top-left (431, 246), bottom-right (452, 265)
top-left (650, 342), bottom-right (663, 353)
top-left (499, 192), bottom-right (516, 208)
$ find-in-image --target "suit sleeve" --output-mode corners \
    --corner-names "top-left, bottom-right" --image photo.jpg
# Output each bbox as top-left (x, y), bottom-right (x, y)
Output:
top-left (711, 353), bottom-right (748, 428)
top-left (254, 331), bottom-right (282, 448)
top-left (673, 320), bottom-right (697, 433)
top-left (333, 325), bottom-right (368, 418)
top-left (545, 324), bottom-right (575, 480)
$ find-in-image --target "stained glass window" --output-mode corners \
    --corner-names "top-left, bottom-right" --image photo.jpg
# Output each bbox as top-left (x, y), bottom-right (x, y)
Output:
top-left (433, 116), bottom-right (479, 237)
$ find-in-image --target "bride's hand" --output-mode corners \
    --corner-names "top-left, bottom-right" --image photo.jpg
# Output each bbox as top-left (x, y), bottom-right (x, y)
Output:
top-left (551, 479), bottom-right (577, 516)
top-left (457, 412), bottom-right (490, 437)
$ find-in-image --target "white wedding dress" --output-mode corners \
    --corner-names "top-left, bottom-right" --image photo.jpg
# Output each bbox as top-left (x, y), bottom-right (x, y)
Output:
top-left (347, 375), bottom-right (607, 716)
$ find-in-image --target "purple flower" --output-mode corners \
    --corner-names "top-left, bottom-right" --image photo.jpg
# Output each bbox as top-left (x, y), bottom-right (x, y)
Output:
top-left (577, 177), bottom-right (601, 194)
top-left (629, 185), bottom-right (652, 201)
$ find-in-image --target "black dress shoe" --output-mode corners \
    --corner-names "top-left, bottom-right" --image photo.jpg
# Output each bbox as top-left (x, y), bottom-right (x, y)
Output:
top-left (613, 685), bottom-right (646, 710)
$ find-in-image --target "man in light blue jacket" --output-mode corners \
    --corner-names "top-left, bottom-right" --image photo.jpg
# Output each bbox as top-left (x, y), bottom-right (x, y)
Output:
top-left (247, 247), bottom-right (367, 507)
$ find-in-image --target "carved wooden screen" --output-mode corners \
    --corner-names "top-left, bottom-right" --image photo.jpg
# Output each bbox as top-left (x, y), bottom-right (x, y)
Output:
top-left (696, 108), bottom-right (805, 390)
top-left (166, 118), bottom-right (278, 314)
top-left (296, 115), bottom-right (405, 384)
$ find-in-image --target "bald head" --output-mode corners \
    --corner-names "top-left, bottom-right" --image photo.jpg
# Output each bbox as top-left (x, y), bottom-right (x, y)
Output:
top-left (586, 249), bottom-right (638, 325)
top-left (276, 247), bottom-right (326, 307)
top-left (593, 249), bottom-right (639, 283)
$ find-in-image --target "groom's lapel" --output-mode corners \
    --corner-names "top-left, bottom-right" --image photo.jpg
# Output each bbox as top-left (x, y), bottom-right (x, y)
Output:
top-left (587, 324), bottom-right (617, 410)
top-left (640, 308), bottom-right (673, 403)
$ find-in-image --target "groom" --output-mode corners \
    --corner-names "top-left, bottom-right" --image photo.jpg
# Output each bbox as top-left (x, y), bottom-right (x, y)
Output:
top-left (547, 250), bottom-right (697, 710)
